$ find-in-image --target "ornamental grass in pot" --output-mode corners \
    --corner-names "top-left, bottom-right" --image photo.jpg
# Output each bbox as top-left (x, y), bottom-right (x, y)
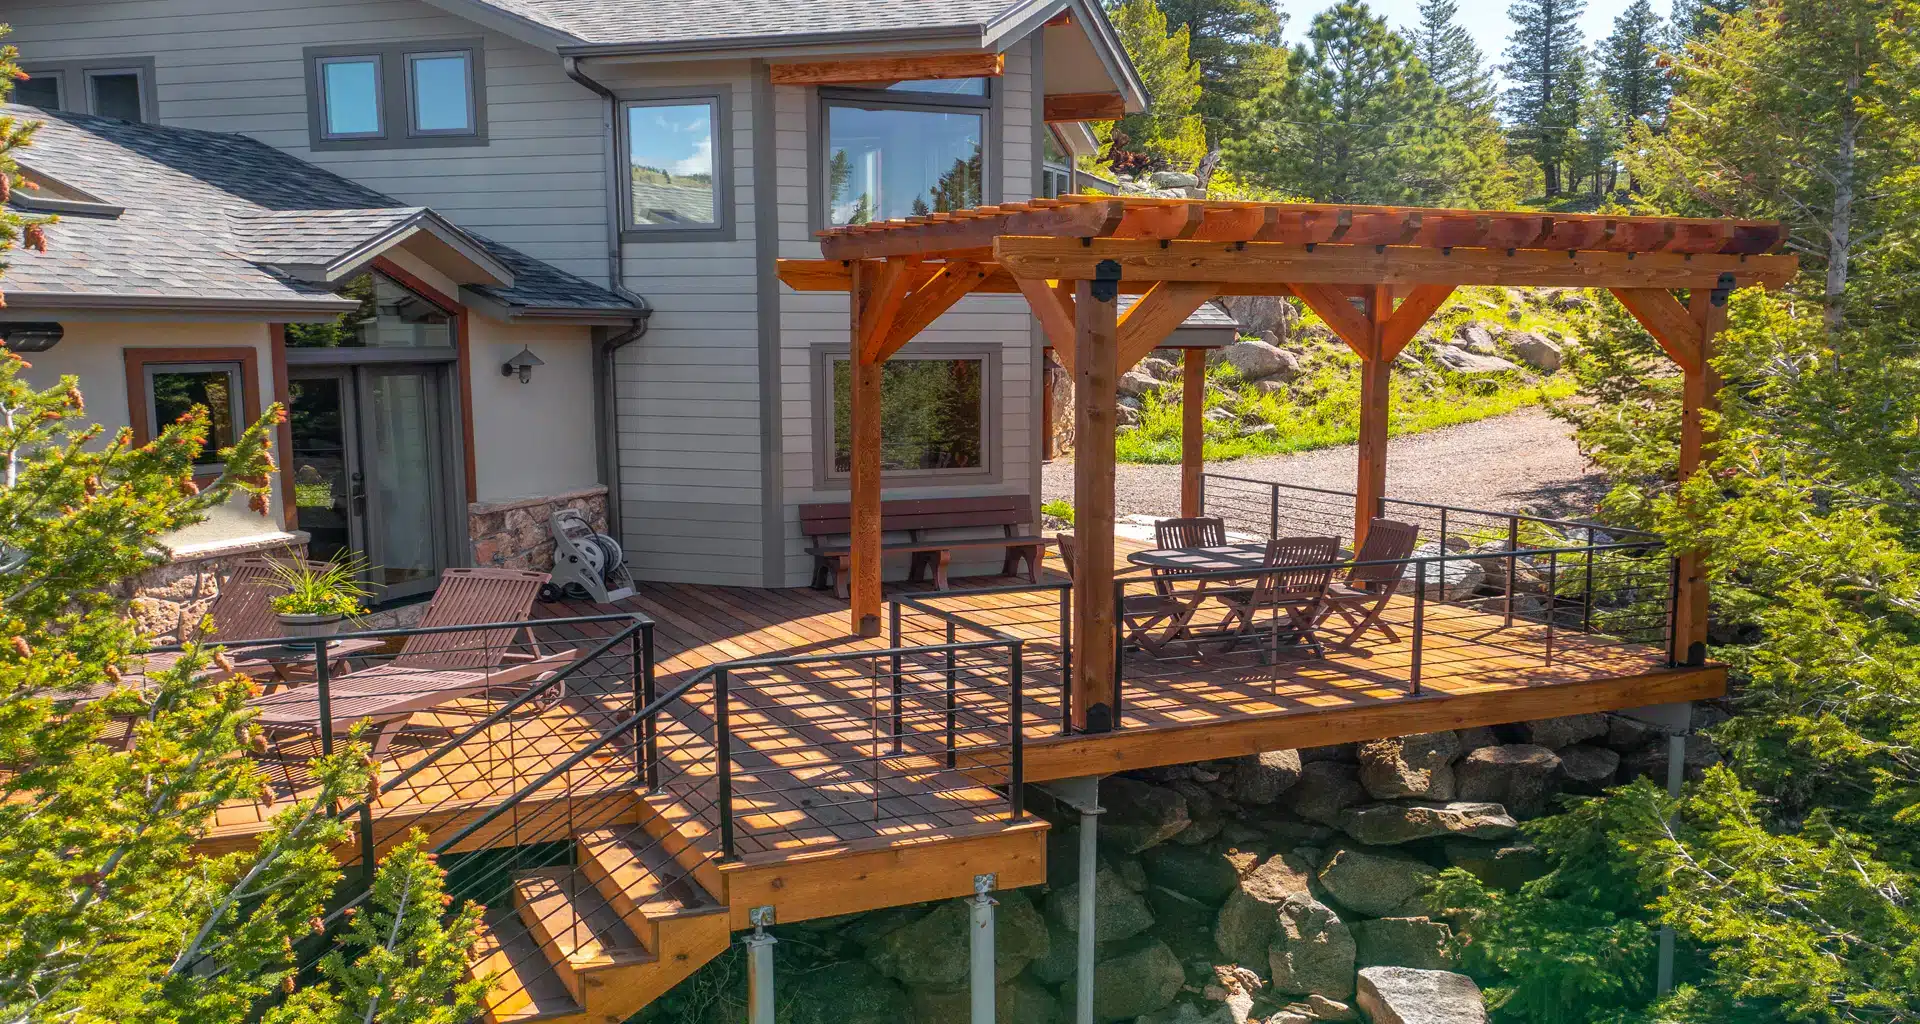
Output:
top-left (267, 555), bottom-right (374, 642)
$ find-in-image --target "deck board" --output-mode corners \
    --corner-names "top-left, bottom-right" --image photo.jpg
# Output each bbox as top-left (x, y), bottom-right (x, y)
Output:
top-left (207, 539), bottom-right (1719, 861)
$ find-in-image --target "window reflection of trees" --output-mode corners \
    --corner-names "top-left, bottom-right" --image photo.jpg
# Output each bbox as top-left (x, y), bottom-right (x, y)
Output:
top-left (832, 357), bottom-right (984, 473)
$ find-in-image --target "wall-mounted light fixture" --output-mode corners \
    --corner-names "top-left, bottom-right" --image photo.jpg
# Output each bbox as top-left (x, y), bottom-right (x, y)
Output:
top-left (0, 321), bottom-right (64, 353)
top-left (501, 346), bottom-right (545, 384)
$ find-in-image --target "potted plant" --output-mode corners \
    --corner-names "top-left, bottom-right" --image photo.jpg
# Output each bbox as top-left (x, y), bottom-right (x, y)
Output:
top-left (266, 555), bottom-right (374, 642)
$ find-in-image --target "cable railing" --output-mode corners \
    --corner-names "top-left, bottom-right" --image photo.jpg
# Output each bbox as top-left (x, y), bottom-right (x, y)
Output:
top-left (892, 581), bottom-right (1071, 734)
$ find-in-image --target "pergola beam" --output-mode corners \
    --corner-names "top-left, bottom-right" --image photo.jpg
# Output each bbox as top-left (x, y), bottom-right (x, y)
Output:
top-left (1071, 277), bottom-right (1120, 732)
top-left (1116, 282), bottom-right (1220, 369)
top-left (1381, 284), bottom-right (1456, 360)
top-left (1610, 287), bottom-right (1703, 373)
top-left (992, 238), bottom-right (1795, 291)
top-left (877, 260), bottom-right (988, 361)
top-left (1017, 278), bottom-right (1078, 373)
top-left (1290, 283), bottom-right (1374, 357)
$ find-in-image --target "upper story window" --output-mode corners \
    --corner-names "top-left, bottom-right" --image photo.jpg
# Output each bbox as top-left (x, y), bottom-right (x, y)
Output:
top-left (18, 58), bottom-right (155, 122)
top-left (304, 41), bottom-right (487, 151)
top-left (619, 94), bottom-right (732, 241)
top-left (823, 79), bottom-right (989, 226)
top-left (1042, 127), bottom-right (1072, 199)
top-left (284, 273), bottom-right (454, 350)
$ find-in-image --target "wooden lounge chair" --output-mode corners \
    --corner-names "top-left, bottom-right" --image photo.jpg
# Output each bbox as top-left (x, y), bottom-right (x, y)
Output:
top-left (1317, 518), bottom-right (1422, 651)
top-left (1215, 536), bottom-right (1341, 653)
top-left (1058, 533), bottom-right (1189, 656)
top-left (249, 568), bottom-right (578, 756)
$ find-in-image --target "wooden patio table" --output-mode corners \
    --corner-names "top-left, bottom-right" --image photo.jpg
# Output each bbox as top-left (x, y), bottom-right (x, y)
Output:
top-left (1125, 543), bottom-right (1275, 649)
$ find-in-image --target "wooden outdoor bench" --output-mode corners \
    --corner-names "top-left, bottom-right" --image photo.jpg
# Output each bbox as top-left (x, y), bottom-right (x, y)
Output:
top-left (801, 494), bottom-right (1053, 598)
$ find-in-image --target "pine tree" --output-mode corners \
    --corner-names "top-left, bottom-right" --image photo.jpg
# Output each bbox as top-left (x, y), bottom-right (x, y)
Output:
top-left (1101, 0), bottom-right (1208, 173)
top-left (1668, 0), bottom-right (1747, 43)
top-left (1411, 0), bottom-right (1495, 119)
top-left (1569, 64), bottom-right (1621, 199)
top-left (1151, 0), bottom-right (1289, 146)
top-left (1228, 1), bottom-right (1449, 205)
top-left (1598, 0), bottom-right (1668, 189)
top-left (1502, 0), bottom-right (1588, 196)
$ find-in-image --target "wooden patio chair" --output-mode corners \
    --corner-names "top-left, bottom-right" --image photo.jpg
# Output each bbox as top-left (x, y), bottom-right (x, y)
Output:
top-left (1057, 534), bottom-right (1190, 656)
top-left (248, 568), bottom-right (580, 758)
top-left (1153, 516), bottom-right (1227, 550)
top-left (1317, 518), bottom-right (1423, 651)
top-left (1214, 536), bottom-right (1341, 653)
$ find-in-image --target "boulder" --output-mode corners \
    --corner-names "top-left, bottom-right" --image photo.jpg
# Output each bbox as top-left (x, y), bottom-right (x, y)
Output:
top-left (1101, 776), bottom-right (1192, 852)
top-left (1521, 713), bottom-right (1609, 749)
top-left (908, 977), bottom-right (1060, 1024)
top-left (1357, 732), bottom-right (1460, 800)
top-left (1268, 895), bottom-right (1358, 1000)
top-left (1044, 864), bottom-right (1155, 943)
top-left (1222, 340), bottom-right (1302, 382)
top-left (1139, 356), bottom-right (1178, 380)
top-left (1066, 935), bottom-right (1185, 1020)
top-left (1285, 762), bottom-right (1368, 826)
top-left (1316, 846), bottom-right (1437, 918)
top-left (783, 959), bottom-right (908, 1024)
top-left (1452, 323), bottom-right (1499, 354)
top-left (866, 890), bottom-right (1048, 989)
top-left (1352, 917), bottom-right (1455, 971)
top-left (1442, 839), bottom-right (1548, 891)
top-left (1170, 778), bottom-right (1226, 846)
top-left (1604, 712), bottom-right (1665, 751)
top-left (1300, 744), bottom-right (1358, 763)
top-left (1233, 749), bottom-right (1305, 805)
top-left (1455, 745), bottom-right (1563, 818)
top-left (1215, 851), bottom-right (1317, 968)
top-left (1506, 331), bottom-right (1564, 373)
top-left (1142, 843), bottom-right (1243, 906)
top-left (1557, 744), bottom-right (1621, 793)
top-left (1553, 290), bottom-right (1591, 310)
top-left (1432, 347), bottom-right (1520, 375)
top-left (1624, 732), bottom-right (1720, 782)
top-left (1150, 170), bottom-right (1200, 189)
top-left (1136, 1002), bottom-right (1235, 1024)
top-left (1118, 404), bottom-right (1142, 428)
top-left (1354, 967), bottom-right (1488, 1024)
top-left (1305, 994), bottom-right (1358, 1020)
top-left (1221, 294), bottom-right (1298, 337)
top-left (1025, 916), bottom-right (1077, 986)
top-left (1145, 883), bottom-right (1217, 935)
top-left (1120, 369), bottom-right (1165, 398)
top-left (1338, 801), bottom-right (1518, 845)
top-left (1455, 726), bottom-right (1499, 752)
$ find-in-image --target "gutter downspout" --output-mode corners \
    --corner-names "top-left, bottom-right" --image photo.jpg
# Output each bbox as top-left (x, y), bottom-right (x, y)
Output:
top-left (565, 55), bottom-right (653, 538)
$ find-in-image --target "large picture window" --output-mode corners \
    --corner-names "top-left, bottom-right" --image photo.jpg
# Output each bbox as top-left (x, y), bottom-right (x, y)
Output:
top-left (824, 79), bottom-right (989, 226)
top-left (821, 351), bottom-right (993, 480)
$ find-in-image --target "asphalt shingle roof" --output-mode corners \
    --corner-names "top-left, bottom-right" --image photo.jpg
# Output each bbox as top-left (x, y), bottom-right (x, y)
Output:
top-left (484, 0), bottom-right (1030, 46)
top-left (2, 106), bottom-right (639, 316)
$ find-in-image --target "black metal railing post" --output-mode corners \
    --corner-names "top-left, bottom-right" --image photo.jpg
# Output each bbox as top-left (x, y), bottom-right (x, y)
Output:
top-left (944, 620), bottom-right (958, 769)
top-left (1438, 507), bottom-right (1448, 552)
top-left (1197, 472), bottom-right (1207, 517)
top-left (1505, 518), bottom-right (1520, 627)
top-left (1545, 551), bottom-right (1558, 666)
top-left (1582, 528), bottom-right (1596, 635)
top-left (1269, 482), bottom-right (1281, 539)
top-left (1057, 583), bottom-right (1073, 736)
top-left (889, 601), bottom-right (904, 755)
top-left (636, 623), bottom-right (657, 791)
top-left (1111, 580), bottom-right (1126, 730)
top-left (714, 667), bottom-right (735, 861)
top-left (1008, 640), bottom-right (1025, 820)
top-left (1411, 560), bottom-right (1426, 696)
top-left (313, 636), bottom-right (334, 756)
top-left (1667, 556), bottom-right (1684, 667)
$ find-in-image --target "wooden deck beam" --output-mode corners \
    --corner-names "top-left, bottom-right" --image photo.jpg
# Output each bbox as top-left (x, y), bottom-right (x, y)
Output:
top-left (1181, 347), bottom-right (1205, 517)
top-left (769, 52), bottom-right (1004, 87)
top-left (1017, 277), bottom-right (1078, 373)
top-left (1610, 286), bottom-right (1703, 373)
top-left (1116, 280), bottom-right (1218, 369)
top-left (992, 237), bottom-right (1797, 291)
top-left (1043, 92), bottom-right (1126, 122)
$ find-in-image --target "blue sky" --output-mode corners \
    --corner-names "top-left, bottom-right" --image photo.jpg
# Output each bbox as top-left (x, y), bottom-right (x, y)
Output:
top-left (1280, 0), bottom-right (1656, 82)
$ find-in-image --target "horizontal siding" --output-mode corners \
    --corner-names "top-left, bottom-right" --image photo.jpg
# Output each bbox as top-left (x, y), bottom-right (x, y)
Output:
top-left (602, 63), bottom-right (764, 584)
top-left (4, 0), bottom-right (613, 283)
top-left (771, 39), bottom-right (1041, 587)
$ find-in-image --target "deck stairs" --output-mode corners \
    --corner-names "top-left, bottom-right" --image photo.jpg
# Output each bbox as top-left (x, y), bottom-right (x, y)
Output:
top-left (472, 803), bottom-right (730, 1024)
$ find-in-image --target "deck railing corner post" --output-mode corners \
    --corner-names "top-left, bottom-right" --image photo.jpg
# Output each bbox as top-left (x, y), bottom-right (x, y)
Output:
top-left (715, 666), bottom-right (736, 861)
top-left (313, 636), bottom-right (334, 757)
top-left (1411, 559), bottom-right (1426, 696)
top-left (1008, 640), bottom-right (1025, 820)
top-left (1505, 518), bottom-right (1520, 627)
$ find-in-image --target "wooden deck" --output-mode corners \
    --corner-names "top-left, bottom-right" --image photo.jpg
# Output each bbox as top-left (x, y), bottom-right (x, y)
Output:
top-left (207, 539), bottom-right (1721, 868)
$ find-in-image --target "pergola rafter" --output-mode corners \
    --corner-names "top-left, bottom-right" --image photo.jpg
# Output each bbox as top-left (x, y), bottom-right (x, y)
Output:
top-left (779, 195), bottom-right (1795, 726)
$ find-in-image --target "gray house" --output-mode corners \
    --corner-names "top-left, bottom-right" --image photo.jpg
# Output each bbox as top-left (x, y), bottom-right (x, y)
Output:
top-left (0, 0), bottom-right (1226, 604)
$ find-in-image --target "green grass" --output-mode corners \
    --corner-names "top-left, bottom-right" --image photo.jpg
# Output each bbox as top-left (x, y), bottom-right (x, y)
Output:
top-left (1040, 498), bottom-right (1075, 524)
top-left (1114, 286), bottom-right (1583, 465)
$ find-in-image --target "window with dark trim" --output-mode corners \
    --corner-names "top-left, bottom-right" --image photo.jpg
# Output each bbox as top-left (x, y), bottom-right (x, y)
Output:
top-left (18, 58), bottom-right (156, 122)
top-left (123, 347), bottom-right (263, 479)
top-left (1042, 127), bottom-right (1072, 198)
top-left (623, 97), bottom-right (720, 231)
top-left (819, 350), bottom-right (993, 480)
top-left (823, 79), bottom-right (989, 226)
top-left (303, 40), bottom-right (487, 150)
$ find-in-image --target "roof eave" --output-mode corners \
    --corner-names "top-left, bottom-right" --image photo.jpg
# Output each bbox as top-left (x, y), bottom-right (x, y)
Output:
top-left (312, 212), bottom-right (516, 289)
top-left (0, 291), bottom-right (360, 322)
top-left (460, 286), bottom-right (651, 326)
top-left (1004, 0), bottom-right (1147, 112)
top-left (560, 24), bottom-right (986, 61)
top-left (412, 0), bottom-right (584, 51)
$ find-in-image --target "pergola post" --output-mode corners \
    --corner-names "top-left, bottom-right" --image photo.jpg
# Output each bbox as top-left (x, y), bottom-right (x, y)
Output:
top-left (848, 260), bottom-right (885, 637)
top-left (1180, 347), bottom-right (1206, 516)
top-left (1071, 270), bottom-right (1120, 733)
top-left (1354, 285), bottom-right (1393, 544)
top-left (1673, 287), bottom-right (1727, 664)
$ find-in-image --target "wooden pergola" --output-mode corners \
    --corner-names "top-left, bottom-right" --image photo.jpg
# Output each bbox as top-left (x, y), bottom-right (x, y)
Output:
top-left (777, 195), bottom-right (1795, 733)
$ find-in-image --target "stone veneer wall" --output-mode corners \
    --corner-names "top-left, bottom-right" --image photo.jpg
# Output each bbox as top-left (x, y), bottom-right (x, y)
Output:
top-left (468, 485), bottom-right (610, 574)
top-left (116, 531), bottom-right (309, 642)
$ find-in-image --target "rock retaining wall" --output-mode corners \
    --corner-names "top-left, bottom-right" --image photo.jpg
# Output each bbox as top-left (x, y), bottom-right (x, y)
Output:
top-left (645, 711), bottom-right (1716, 1023)
top-left (116, 531), bottom-right (308, 642)
top-left (467, 485), bottom-right (610, 573)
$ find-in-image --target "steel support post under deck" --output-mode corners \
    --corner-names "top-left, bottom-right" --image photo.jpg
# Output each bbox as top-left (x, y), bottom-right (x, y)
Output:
top-left (970, 874), bottom-right (998, 1024)
top-left (1036, 776), bottom-right (1106, 1024)
top-left (745, 906), bottom-right (777, 1024)
top-left (1622, 702), bottom-right (1693, 998)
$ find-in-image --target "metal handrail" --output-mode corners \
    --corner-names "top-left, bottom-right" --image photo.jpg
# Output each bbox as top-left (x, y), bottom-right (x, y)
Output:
top-left (1199, 471), bottom-right (1661, 540)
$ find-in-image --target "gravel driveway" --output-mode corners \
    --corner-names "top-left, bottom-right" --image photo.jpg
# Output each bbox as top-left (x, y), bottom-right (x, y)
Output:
top-left (1042, 407), bottom-right (1608, 520)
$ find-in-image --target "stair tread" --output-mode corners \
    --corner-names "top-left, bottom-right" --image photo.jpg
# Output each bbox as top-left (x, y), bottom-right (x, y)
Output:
top-left (475, 908), bottom-right (582, 1023)
top-left (513, 868), bottom-right (651, 966)
top-left (578, 826), bottom-right (720, 917)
